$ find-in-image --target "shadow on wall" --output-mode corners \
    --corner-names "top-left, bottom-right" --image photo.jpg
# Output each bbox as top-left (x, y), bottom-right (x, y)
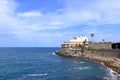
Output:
top-left (112, 43), bottom-right (120, 49)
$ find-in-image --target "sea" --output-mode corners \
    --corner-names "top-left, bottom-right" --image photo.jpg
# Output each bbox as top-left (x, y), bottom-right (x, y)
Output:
top-left (0, 47), bottom-right (117, 80)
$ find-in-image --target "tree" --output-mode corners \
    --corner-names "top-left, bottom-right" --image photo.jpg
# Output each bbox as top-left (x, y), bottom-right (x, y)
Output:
top-left (90, 33), bottom-right (94, 42)
top-left (102, 39), bottom-right (105, 43)
top-left (83, 39), bottom-right (87, 47)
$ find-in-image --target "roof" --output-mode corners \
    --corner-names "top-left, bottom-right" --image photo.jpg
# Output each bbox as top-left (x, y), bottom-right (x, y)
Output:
top-left (69, 36), bottom-right (88, 42)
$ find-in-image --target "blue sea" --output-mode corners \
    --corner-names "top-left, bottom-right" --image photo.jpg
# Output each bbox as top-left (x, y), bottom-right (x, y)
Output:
top-left (0, 47), bottom-right (116, 80)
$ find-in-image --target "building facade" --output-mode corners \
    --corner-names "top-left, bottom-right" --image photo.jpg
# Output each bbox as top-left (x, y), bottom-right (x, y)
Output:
top-left (62, 36), bottom-right (88, 50)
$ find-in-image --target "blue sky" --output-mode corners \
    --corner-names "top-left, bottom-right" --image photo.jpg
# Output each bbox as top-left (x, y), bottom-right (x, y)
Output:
top-left (0, 0), bottom-right (120, 47)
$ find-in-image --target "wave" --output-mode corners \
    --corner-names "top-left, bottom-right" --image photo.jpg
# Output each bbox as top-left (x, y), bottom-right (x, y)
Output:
top-left (52, 52), bottom-right (57, 56)
top-left (79, 61), bottom-right (85, 64)
top-left (22, 73), bottom-right (48, 79)
top-left (105, 68), bottom-right (118, 80)
top-left (99, 62), bottom-right (118, 80)
top-left (27, 73), bottom-right (48, 77)
top-left (73, 61), bottom-right (85, 64)
top-left (68, 66), bottom-right (91, 71)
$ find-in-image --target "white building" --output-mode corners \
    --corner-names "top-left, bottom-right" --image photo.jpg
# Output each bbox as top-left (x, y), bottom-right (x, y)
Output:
top-left (69, 36), bottom-right (88, 42)
top-left (62, 36), bottom-right (89, 49)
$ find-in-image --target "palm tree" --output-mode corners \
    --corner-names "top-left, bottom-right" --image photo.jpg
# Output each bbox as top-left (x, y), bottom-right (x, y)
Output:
top-left (102, 39), bottom-right (105, 43)
top-left (90, 33), bottom-right (94, 42)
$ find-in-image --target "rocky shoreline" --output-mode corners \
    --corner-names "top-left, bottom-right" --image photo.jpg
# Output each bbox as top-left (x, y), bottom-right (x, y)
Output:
top-left (55, 50), bottom-right (120, 80)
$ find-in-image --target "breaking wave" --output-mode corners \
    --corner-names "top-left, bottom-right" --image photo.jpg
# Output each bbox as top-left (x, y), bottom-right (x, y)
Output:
top-left (68, 66), bottom-right (91, 71)
top-left (52, 52), bottom-right (56, 55)
top-left (79, 61), bottom-right (85, 64)
top-left (106, 68), bottom-right (117, 80)
top-left (24, 73), bottom-right (48, 78)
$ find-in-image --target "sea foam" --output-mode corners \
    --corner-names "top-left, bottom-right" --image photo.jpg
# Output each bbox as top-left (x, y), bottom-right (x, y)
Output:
top-left (68, 66), bottom-right (91, 71)
top-left (106, 68), bottom-right (117, 80)
top-left (27, 73), bottom-right (48, 77)
top-left (79, 61), bottom-right (85, 64)
top-left (52, 52), bottom-right (56, 55)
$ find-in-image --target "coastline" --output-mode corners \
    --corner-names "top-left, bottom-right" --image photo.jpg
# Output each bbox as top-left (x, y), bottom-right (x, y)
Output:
top-left (55, 50), bottom-right (120, 80)
top-left (82, 54), bottom-right (120, 80)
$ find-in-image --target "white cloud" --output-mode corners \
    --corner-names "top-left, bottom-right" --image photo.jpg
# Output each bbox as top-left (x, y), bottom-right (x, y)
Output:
top-left (17, 11), bottom-right (43, 17)
top-left (49, 21), bottom-right (64, 26)
top-left (97, 0), bottom-right (120, 10)
top-left (62, 0), bottom-right (120, 25)
top-left (0, 0), bottom-right (120, 46)
top-left (0, 0), bottom-right (63, 40)
top-left (0, 0), bottom-right (17, 14)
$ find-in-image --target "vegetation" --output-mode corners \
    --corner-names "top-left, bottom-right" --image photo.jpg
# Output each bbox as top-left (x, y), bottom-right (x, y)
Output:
top-left (90, 33), bottom-right (94, 42)
top-left (102, 39), bottom-right (105, 43)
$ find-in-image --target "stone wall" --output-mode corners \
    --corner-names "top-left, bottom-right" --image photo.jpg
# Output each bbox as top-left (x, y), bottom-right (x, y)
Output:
top-left (59, 42), bottom-right (120, 59)
top-left (88, 43), bottom-right (112, 49)
top-left (84, 49), bottom-right (120, 58)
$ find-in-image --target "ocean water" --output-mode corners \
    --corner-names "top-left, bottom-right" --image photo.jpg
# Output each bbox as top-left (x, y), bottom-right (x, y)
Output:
top-left (0, 47), bottom-right (116, 80)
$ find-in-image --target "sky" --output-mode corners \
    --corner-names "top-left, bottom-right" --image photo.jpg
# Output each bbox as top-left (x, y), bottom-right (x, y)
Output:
top-left (0, 0), bottom-right (120, 47)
